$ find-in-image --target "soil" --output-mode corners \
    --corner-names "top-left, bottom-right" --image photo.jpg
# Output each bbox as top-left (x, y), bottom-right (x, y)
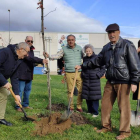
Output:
top-left (32, 104), bottom-right (90, 136)
top-left (70, 112), bottom-right (90, 125)
top-left (46, 103), bottom-right (67, 111)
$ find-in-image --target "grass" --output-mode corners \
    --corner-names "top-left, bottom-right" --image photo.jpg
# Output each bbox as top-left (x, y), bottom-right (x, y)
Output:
top-left (0, 75), bottom-right (140, 140)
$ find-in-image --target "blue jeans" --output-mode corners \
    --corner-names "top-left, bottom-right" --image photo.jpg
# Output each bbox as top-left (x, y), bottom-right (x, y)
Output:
top-left (16, 80), bottom-right (32, 109)
top-left (86, 100), bottom-right (99, 115)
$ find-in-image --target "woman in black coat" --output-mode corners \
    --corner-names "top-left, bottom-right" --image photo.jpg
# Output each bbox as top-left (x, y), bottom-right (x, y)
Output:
top-left (81, 44), bottom-right (105, 117)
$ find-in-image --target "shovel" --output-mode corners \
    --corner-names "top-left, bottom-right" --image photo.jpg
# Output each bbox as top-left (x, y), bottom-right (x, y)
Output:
top-left (9, 88), bottom-right (36, 121)
top-left (58, 69), bottom-right (78, 123)
top-left (130, 82), bottom-right (140, 127)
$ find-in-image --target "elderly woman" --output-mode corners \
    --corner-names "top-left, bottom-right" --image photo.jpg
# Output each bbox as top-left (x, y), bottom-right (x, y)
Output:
top-left (81, 44), bottom-right (105, 117)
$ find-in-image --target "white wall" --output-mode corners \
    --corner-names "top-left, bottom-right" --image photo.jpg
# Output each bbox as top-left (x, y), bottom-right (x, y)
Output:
top-left (0, 31), bottom-right (139, 74)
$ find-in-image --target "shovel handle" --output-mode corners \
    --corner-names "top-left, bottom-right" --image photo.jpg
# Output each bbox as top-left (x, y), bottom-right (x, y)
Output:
top-left (70, 69), bottom-right (78, 98)
top-left (9, 88), bottom-right (23, 108)
top-left (138, 82), bottom-right (140, 100)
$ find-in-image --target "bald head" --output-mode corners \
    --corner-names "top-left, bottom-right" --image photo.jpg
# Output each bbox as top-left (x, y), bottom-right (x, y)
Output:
top-left (25, 36), bottom-right (33, 47)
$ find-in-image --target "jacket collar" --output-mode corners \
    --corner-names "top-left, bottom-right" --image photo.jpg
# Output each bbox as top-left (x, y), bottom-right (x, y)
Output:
top-left (107, 37), bottom-right (123, 50)
top-left (30, 45), bottom-right (35, 50)
top-left (85, 52), bottom-right (96, 58)
top-left (7, 44), bottom-right (18, 60)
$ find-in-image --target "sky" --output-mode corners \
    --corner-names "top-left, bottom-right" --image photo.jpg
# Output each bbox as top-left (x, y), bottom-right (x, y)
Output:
top-left (0, 0), bottom-right (140, 38)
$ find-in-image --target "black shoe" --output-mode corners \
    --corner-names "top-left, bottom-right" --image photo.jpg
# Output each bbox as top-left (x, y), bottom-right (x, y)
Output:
top-left (0, 119), bottom-right (12, 126)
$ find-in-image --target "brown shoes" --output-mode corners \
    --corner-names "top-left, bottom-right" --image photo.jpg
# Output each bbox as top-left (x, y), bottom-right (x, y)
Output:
top-left (16, 106), bottom-right (33, 112)
top-left (23, 106), bottom-right (33, 109)
top-left (116, 135), bottom-right (130, 140)
top-left (16, 108), bottom-right (22, 112)
top-left (96, 128), bottom-right (130, 139)
top-left (96, 128), bottom-right (112, 133)
top-left (76, 108), bottom-right (83, 113)
top-left (70, 108), bottom-right (74, 111)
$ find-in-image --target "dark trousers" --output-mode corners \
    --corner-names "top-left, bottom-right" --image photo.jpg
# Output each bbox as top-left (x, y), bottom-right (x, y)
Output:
top-left (101, 81), bottom-right (131, 136)
top-left (86, 99), bottom-right (99, 115)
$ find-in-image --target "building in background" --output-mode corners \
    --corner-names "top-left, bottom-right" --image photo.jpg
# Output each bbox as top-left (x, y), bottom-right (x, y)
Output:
top-left (0, 31), bottom-right (139, 74)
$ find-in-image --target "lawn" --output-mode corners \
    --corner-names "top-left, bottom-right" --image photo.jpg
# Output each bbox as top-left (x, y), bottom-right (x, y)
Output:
top-left (0, 75), bottom-right (140, 140)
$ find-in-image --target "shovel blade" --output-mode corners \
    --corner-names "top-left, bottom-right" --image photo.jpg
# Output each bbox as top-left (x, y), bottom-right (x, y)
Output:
top-left (58, 110), bottom-right (73, 123)
top-left (130, 111), bottom-right (140, 127)
top-left (21, 108), bottom-right (36, 121)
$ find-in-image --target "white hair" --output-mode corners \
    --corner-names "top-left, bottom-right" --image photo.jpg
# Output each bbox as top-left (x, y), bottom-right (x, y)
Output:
top-left (16, 42), bottom-right (29, 49)
top-left (83, 44), bottom-right (94, 53)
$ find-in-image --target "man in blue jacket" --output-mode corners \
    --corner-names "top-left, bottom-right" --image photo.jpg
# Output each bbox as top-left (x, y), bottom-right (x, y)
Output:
top-left (0, 42), bottom-right (30, 126)
top-left (16, 36), bottom-right (48, 111)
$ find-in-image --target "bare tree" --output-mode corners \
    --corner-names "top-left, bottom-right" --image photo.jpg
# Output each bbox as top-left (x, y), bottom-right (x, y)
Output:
top-left (37, 0), bottom-right (52, 114)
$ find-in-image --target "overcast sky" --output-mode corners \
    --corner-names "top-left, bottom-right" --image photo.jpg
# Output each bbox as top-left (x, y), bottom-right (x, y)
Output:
top-left (0, 0), bottom-right (140, 38)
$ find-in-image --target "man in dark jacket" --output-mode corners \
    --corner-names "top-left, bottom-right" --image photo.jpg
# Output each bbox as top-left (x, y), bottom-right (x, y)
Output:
top-left (0, 42), bottom-right (30, 126)
top-left (16, 36), bottom-right (48, 111)
top-left (77, 23), bottom-right (140, 140)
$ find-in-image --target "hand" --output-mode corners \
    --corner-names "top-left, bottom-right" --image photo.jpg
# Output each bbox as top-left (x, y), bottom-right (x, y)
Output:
top-left (15, 95), bottom-right (21, 106)
top-left (61, 35), bottom-right (65, 40)
top-left (3, 82), bottom-right (12, 89)
top-left (131, 84), bottom-right (137, 93)
top-left (43, 52), bottom-right (49, 58)
top-left (137, 47), bottom-right (140, 53)
top-left (75, 65), bottom-right (81, 70)
top-left (43, 59), bottom-right (48, 64)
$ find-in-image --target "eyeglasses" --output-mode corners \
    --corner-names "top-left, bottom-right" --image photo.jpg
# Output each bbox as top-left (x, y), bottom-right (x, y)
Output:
top-left (22, 48), bottom-right (29, 54)
top-left (27, 40), bottom-right (33, 43)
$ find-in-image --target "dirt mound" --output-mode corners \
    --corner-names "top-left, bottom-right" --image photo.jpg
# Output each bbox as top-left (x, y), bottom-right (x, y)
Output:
top-left (71, 112), bottom-right (90, 125)
top-left (32, 113), bottom-right (72, 136)
top-left (33, 112), bottom-right (90, 136)
top-left (46, 103), bottom-right (66, 111)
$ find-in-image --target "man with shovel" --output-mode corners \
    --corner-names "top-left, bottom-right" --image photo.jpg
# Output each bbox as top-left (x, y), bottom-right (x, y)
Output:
top-left (77, 23), bottom-right (140, 140)
top-left (0, 42), bottom-right (30, 126)
top-left (45, 34), bottom-right (83, 112)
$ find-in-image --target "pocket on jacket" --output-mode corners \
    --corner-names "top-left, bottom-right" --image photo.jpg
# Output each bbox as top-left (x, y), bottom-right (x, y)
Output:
top-left (114, 64), bottom-right (129, 80)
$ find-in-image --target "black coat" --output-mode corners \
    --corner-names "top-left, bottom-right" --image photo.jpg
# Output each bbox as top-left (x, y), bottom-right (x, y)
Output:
top-left (90, 37), bottom-right (140, 84)
top-left (17, 46), bottom-right (43, 81)
top-left (0, 44), bottom-right (22, 95)
top-left (81, 53), bottom-right (106, 100)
